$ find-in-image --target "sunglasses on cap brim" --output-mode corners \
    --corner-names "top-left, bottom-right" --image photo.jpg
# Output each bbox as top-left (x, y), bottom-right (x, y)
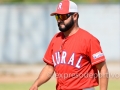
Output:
top-left (55, 13), bottom-right (74, 21)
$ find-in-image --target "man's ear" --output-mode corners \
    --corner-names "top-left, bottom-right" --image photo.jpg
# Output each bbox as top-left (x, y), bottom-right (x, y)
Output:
top-left (73, 13), bottom-right (78, 21)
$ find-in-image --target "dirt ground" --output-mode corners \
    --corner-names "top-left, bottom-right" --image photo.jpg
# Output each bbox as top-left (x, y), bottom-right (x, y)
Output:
top-left (0, 63), bottom-right (55, 83)
top-left (0, 61), bottom-right (120, 83)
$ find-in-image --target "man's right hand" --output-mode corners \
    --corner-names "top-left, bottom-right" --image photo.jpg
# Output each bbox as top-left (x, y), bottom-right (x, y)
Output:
top-left (29, 83), bottom-right (38, 90)
top-left (29, 64), bottom-right (54, 90)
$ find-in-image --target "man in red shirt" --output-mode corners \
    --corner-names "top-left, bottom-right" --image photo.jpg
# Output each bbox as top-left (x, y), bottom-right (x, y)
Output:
top-left (29, 0), bottom-right (109, 90)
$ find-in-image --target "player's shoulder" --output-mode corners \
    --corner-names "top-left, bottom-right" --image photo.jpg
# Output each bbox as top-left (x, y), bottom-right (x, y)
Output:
top-left (53, 32), bottom-right (63, 39)
top-left (54, 32), bottom-right (63, 37)
top-left (50, 32), bottom-right (63, 42)
top-left (79, 28), bottom-right (98, 40)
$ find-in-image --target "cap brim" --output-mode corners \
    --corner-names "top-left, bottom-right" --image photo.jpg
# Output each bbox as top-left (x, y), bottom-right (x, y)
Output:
top-left (50, 12), bottom-right (57, 16)
top-left (50, 11), bottom-right (69, 16)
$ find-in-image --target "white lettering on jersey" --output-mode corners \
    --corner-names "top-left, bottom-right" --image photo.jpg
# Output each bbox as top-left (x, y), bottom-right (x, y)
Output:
top-left (68, 53), bottom-right (75, 66)
top-left (61, 51), bottom-right (66, 64)
top-left (55, 52), bottom-right (60, 64)
top-left (93, 51), bottom-right (104, 59)
top-left (75, 56), bottom-right (83, 68)
top-left (52, 51), bottom-right (83, 68)
top-left (52, 55), bottom-right (56, 67)
top-left (58, 3), bottom-right (62, 10)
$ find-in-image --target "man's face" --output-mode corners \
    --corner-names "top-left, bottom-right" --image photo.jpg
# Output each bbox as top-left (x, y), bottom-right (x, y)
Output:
top-left (58, 17), bottom-right (74, 32)
top-left (55, 13), bottom-right (75, 32)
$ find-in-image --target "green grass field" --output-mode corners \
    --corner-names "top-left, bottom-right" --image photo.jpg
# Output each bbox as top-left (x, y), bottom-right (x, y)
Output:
top-left (0, 79), bottom-right (119, 90)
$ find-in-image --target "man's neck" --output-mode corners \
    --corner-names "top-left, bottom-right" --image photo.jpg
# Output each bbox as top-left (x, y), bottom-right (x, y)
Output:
top-left (63, 26), bottom-right (79, 38)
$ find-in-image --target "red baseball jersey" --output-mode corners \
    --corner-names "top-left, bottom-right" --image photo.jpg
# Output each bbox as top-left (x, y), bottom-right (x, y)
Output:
top-left (43, 28), bottom-right (106, 90)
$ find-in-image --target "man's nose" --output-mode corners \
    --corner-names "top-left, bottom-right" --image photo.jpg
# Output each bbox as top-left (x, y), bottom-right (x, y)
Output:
top-left (57, 18), bottom-right (62, 22)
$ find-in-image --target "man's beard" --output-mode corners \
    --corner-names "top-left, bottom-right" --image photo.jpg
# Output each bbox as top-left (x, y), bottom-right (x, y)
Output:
top-left (58, 17), bottom-right (74, 32)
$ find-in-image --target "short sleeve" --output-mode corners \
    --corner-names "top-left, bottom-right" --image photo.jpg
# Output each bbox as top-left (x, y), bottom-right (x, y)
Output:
top-left (88, 38), bottom-right (106, 66)
top-left (43, 40), bottom-right (54, 66)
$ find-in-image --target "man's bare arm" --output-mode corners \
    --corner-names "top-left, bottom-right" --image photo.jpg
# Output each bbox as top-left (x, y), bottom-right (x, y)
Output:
top-left (96, 61), bottom-right (109, 90)
top-left (29, 64), bottom-right (54, 90)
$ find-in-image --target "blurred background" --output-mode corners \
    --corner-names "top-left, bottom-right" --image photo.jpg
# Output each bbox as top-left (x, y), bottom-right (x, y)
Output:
top-left (0, 0), bottom-right (120, 90)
